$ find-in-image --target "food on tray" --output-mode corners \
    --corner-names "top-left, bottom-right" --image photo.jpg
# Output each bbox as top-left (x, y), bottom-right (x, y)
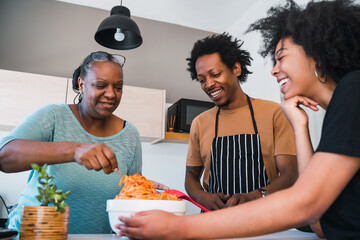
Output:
top-left (115, 174), bottom-right (180, 200)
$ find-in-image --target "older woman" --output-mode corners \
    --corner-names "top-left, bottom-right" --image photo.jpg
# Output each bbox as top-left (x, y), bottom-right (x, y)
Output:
top-left (116, 1), bottom-right (360, 239)
top-left (0, 51), bottom-right (142, 233)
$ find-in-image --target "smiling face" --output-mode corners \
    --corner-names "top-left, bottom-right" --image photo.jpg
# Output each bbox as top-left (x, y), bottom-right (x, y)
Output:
top-left (79, 61), bottom-right (123, 119)
top-left (271, 37), bottom-right (319, 100)
top-left (195, 52), bottom-right (242, 109)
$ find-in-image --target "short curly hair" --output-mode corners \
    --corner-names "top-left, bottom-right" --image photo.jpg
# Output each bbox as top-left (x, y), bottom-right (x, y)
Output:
top-left (186, 33), bottom-right (252, 83)
top-left (247, 0), bottom-right (360, 83)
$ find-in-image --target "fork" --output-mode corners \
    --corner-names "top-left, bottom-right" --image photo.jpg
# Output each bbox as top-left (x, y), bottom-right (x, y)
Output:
top-left (114, 169), bottom-right (125, 176)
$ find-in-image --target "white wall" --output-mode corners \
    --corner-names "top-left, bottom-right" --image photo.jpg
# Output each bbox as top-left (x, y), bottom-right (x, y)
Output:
top-left (227, 0), bottom-right (282, 103)
top-left (142, 142), bottom-right (199, 215)
top-left (222, 0), bottom-right (317, 103)
top-left (0, 131), bottom-right (31, 219)
top-left (0, 170), bottom-right (30, 219)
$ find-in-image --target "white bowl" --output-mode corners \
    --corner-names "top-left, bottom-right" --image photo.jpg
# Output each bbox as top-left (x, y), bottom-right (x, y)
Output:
top-left (107, 199), bottom-right (187, 234)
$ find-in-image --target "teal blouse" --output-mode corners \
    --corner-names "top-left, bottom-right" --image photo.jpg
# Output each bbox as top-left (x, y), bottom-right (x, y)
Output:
top-left (1, 104), bottom-right (142, 233)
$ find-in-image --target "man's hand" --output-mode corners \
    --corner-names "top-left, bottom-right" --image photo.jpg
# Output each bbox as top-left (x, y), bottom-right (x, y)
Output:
top-left (196, 191), bottom-right (231, 210)
top-left (185, 166), bottom-right (231, 210)
top-left (225, 191), bottom-right (262, 207)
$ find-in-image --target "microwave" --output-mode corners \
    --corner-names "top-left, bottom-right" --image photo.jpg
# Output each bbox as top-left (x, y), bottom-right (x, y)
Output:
top-left (167, 98), bottom-right (215, 133)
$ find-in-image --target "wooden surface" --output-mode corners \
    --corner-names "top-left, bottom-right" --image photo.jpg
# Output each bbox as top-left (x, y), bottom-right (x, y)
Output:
top-left (164, 131), bottom-right (189, 142)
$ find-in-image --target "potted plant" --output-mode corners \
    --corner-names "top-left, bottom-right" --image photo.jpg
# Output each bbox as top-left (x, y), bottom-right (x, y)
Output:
top-left (19, 163), bottom-right (71, 240)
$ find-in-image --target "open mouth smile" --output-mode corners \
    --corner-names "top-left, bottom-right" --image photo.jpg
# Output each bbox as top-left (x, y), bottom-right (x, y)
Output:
top-left (209, 89), bottom-right (222, 98)
top-left (278, 78), bottom-right (288, 87)
top-left (101, 102), bottom-right (115, 109)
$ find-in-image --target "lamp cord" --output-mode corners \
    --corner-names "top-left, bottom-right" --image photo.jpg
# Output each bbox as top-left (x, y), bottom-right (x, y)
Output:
top-left (0, 195), bottom-right (9, 215)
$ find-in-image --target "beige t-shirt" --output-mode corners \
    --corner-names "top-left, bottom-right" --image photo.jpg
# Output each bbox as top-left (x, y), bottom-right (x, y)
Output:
top-left (186, 98), bottom-right (296, 190)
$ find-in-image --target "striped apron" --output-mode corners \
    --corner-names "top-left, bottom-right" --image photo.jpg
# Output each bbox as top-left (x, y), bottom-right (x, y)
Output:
top-left (208, 95), bottom-right (269, 195)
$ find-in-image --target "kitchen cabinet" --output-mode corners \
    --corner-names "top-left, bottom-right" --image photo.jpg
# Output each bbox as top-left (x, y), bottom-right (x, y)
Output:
top-left (112, 85), bottom-right (166, 143)
top-left (0, 69), bottom-right (166, 143)
top-left (0, 69), bottom-right (68, 128)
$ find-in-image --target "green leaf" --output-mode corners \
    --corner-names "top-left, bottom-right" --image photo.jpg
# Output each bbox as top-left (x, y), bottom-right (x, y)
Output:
top-left (64, 191), bottom-right (70, 200)
top-left (32, 163), bottom-right (70, 213)
top-left (39, 180), bottom-right (46, 186)
top-left (56, 206), bottom-right (65, 213)
top-left (42, 197), bottom-right (49, 206)
top-left (31, 163), bottom-right (40, 171)
top-left (35, 195), bottom-right (42, 203)
top-left (37, 187), bottom-right (44, 195)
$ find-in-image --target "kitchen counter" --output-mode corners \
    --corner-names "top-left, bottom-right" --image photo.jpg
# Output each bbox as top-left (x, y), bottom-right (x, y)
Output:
top-left (67, 229), bottom-right (321, 239)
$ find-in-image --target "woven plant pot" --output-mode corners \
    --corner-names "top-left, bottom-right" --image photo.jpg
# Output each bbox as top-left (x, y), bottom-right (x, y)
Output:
top-left (20, 206), bottom-right (70, 240)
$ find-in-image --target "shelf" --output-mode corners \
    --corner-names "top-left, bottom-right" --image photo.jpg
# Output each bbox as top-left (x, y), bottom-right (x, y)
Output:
top-left (163, 131), bottom-right (189, 143)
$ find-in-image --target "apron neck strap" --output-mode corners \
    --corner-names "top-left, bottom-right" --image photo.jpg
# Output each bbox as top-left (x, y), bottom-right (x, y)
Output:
top-left (215, 107), bottom-right (220, 138)
top-left (246, 95), bottom-right (259, 134)
top-left (214, 95), bottom-right (259, 138)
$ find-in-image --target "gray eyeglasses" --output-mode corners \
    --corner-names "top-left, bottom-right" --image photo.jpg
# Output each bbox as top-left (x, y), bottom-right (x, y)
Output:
top-left (90, 51), bottom-right (126, 67)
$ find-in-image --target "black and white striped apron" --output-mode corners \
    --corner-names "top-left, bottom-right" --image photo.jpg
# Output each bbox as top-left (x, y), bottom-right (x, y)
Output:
top-left (208, 95), bottom-right (269, 195)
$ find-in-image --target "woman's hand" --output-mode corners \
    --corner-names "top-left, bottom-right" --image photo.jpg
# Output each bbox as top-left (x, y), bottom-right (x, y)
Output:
top-left (133, 172), bottom-right (170, 191)
top-left (280, 96), bottom-right (319, 130)
top-left (151, 180), bottom-right (170, 191)
top-left (74, 143), bottom-right (118, 174)
top-left (117, 210), bottom-right (182, 240)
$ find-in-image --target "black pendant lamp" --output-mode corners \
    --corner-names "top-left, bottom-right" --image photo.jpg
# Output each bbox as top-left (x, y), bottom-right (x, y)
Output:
top-left (95, 1), bottom-right (142, 50)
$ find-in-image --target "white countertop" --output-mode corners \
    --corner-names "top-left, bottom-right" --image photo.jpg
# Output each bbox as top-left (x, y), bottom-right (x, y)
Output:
top-left (67, 229), bottom-right (321, 240)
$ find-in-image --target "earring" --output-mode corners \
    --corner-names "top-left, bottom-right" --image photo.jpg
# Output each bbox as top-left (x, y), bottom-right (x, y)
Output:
top-left (77, 89), bottom-right (83, 103)
top-left (314, 68), bottom-right (319, 79)
top-left (315, 68), bottom-right (327, 83)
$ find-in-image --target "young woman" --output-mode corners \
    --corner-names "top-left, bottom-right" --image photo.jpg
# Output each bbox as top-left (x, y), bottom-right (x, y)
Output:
top-left (0, 51), bottom-right (142, 233)
top-left (116, 1), bottom-right (360, 239)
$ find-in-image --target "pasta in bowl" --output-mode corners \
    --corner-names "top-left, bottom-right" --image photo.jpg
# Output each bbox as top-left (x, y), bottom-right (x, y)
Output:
top-left (107, 175), bottom-right (186, 234)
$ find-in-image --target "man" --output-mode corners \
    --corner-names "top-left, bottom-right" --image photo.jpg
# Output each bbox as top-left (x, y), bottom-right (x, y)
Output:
top-left (185, 33), bottom-right (297, 211)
